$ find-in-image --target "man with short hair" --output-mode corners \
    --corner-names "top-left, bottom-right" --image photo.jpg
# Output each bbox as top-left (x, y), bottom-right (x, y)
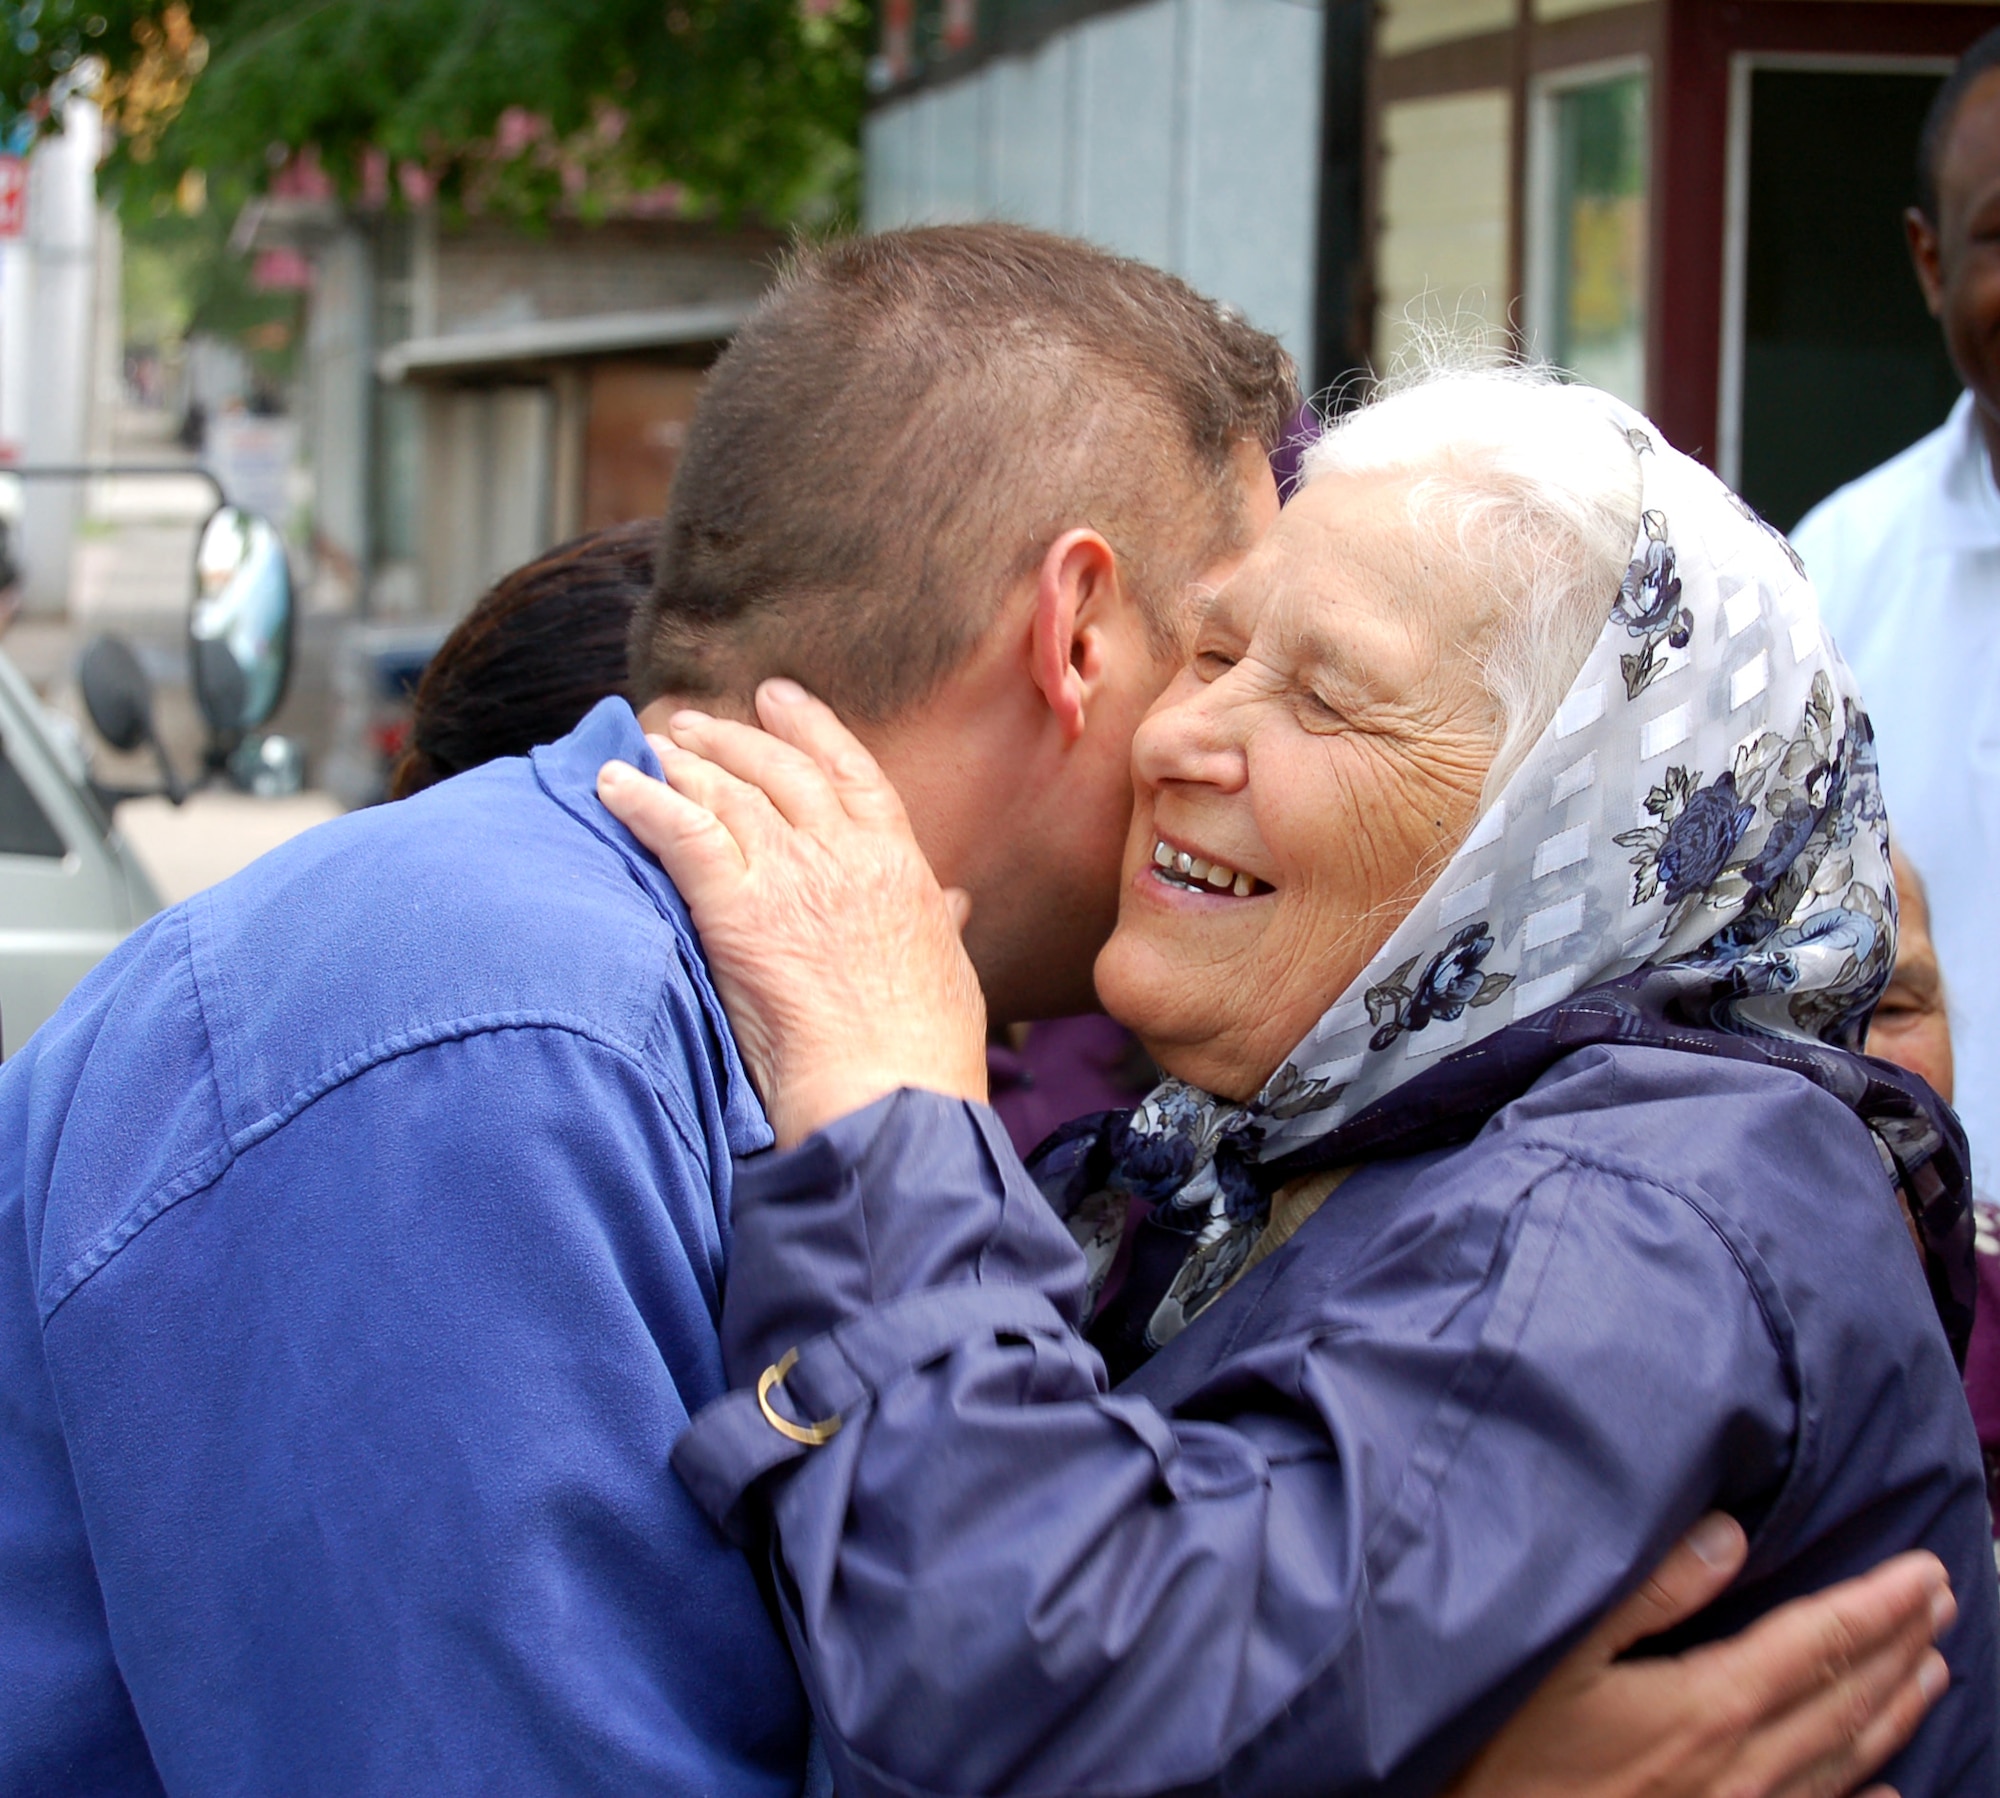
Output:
top-left (1794, 26), bottom-right (2000, 1194)
top-left (0, 225), bottom-right (1953, 1794)
top-left (632, 227), bottom-right (1293, 1023)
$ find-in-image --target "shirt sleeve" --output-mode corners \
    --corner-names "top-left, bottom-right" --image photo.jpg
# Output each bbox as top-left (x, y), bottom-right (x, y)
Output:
top-left (39, 1024), bottom-right (808, 1798)
top-left (675, 1088), bottom-right (1798, 1798)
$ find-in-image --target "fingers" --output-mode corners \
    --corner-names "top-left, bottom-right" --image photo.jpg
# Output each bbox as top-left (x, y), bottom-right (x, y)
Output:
top-left (1705, 1553), bottom-right (1951, 1723)
top-left (1809, 1655), bottom-right (1943, 1797)
top-left (665, 706), bottom-right (850, 837)
top-left (597, 759), bottom-right (748, 912)
top-left (1742, 1630), bottom-right (1944, 1798)
top-left (1665, 1554), bottom-right (1952, 1798)
top-left (643, 735), bottom-right (805, 865)
top-left (1581, 1514), bottom-right (1748, 1663)
top-left (755, 679), bottom-right (910, 827)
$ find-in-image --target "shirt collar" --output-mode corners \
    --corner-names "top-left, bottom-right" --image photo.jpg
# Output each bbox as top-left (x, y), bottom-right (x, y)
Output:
top-left (1929, 391), bottom-right (2000, 551)
top-left (531, 696), bottom-right (772, 1151)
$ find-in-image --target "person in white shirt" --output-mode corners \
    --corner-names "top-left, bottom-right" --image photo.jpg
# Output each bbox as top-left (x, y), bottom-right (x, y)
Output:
top-left (1794, 24), bottom-right (2000, 1192)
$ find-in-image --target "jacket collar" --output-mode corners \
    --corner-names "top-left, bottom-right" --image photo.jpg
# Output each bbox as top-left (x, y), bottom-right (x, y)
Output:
top-left (532, 697), bottom-right (771, 1152)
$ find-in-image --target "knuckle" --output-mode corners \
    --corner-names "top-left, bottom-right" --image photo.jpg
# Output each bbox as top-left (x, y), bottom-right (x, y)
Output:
top-left (1818, 1611), bottom-right (1863, 1681)
top-left (829, 746), bottom-right (876, 786)
top-left (1704, 1676), bottom-right (1761, 1748)
top-left (1802, 1750), bottom-right (1850, 1798)
top-left (1836, 1674), bottom-right (1876, 1746)
top-left (1709, 1762), bottom-right (1767, 1798)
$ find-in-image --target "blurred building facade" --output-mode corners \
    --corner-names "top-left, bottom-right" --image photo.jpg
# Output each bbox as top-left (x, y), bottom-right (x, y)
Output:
top-left (0, 97), bottom-right (120, 615)
top-left (247, 194), bottom-right (780, 801)
top-left (252, 193), bottom-right (779, 621)
top-left (871, 0), bottom-right (2000, 528)
top-left (867, 0), bottom-right (1343, 383)
top-left (1374, 0), bottom-right (1999, 527)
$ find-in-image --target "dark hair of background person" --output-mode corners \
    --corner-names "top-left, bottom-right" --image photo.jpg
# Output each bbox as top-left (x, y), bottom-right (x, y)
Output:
top-left (391, 520), bottom-right (658, 801)
top-left (1917, 24), bottom-right (2000, 219)
top-left (631, 222), bottom-right (1301, 723)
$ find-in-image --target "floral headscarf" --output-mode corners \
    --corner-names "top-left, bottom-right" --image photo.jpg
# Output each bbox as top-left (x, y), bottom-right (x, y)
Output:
top-left (1038, 399), bottom-right (1973, 1381)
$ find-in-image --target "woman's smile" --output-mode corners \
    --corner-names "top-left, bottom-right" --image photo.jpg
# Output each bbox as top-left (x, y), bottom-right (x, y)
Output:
top-left (1096, 470), bottom-right (1502, 1100)
top-left (1144, 835), bottom-right (1273, 900)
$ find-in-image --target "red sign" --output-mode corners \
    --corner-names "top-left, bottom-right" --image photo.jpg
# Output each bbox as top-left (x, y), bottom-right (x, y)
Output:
top-left (0, 158), bottom-right (26, 239)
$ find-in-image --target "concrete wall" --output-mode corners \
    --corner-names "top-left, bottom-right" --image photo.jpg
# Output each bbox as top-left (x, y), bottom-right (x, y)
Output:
top-left (419, 384), bottom-right (554, 621)
top-left (13, 99), bottom-right (104, 615)
top-left (430, 219), bottom-right (783, 337)
top-left (303, 228), bottom-right (375, 604)
top-left (864, 0), bottom-right (1326, 382)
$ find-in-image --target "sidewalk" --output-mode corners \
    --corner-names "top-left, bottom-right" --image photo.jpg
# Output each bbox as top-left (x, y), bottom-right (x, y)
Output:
top-left (115, 790), bottom-right (346, 906)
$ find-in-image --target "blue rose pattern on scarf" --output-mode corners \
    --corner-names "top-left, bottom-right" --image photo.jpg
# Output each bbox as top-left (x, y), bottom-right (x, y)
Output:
top-left (1612, 509), bottom-right (1692, 699)
top-left (1615, 768), bottom-right (1756, 911)
top-left (1364, 922), bottom-right (1515, 1052)
top-left (1037, 396), bottom-right (1970, 1377)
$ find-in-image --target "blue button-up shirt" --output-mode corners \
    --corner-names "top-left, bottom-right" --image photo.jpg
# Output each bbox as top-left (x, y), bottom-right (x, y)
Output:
top-left (0, 700), bottom-right (807, 1796)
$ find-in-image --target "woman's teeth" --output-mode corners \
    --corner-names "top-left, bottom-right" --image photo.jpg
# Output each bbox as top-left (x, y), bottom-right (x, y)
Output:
top-left (1152, 839), bottom-right (1258, 897)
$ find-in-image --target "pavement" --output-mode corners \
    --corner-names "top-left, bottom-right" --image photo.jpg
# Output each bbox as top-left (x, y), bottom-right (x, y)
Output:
top-left (115, 790), bottom-right (347, 906)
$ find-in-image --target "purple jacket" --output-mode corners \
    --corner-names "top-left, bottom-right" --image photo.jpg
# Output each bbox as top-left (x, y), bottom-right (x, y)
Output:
top-left (677, 1045), bottom-right (1999, 1796)
top-left (1967, 1200), bottom-right (2000, 1534)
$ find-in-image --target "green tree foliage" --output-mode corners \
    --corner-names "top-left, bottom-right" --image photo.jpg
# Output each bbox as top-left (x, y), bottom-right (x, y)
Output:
top-left (124, 198), bottom-right (301, 386)
top-left (0, 0), bottom-right (868, 225)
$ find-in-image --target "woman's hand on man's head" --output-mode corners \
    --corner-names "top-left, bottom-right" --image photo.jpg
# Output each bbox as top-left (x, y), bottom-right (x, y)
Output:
top-left (598, 680), bottom-right (989, 1150)
top-left (1449, 1513), bottom-right (1954, 1798)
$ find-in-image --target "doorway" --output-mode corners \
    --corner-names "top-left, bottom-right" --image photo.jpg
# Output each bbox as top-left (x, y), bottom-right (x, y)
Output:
top-left (1720, 59), bottom-right (1959, 528)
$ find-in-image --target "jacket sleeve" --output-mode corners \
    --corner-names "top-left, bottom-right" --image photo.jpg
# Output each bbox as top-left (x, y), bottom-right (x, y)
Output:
top-left (39, 1025), bottom-right (808, 1798)
top-left (675, 1088), bottom-right (1799, 1798)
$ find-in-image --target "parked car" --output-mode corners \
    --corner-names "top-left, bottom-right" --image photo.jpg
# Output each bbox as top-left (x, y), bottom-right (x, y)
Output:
top-left (0, 647), bottom-right (160, 1056)
top-left (0, 501), bottom-right (298, 1058)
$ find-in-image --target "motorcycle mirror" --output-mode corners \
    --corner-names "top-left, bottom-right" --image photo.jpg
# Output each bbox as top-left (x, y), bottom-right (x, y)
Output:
top-left (78, 632), bottom-right (188, 805)
top-left (79, 634), bottom-right (155, 755)
top-left (189, 506), bottom-right (295, 744)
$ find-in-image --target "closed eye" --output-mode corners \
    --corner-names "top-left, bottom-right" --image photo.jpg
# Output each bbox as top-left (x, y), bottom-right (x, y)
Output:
top-left (1296, 687), bottom-right (1344, 728)
top-left (1194, 649), bottom-right (1237, 681)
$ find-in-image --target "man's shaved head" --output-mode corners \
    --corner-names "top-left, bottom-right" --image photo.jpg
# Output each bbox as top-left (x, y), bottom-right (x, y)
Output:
top-left (630, 223), bottom-right (1299, 720)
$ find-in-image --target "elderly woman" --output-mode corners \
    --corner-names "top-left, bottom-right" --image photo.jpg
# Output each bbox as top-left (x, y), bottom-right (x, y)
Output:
top-left (600, 370), bottom-right (1998, 1793)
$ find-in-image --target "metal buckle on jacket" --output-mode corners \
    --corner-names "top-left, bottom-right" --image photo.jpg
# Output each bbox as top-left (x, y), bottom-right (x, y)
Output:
top-left (756, 1347), bottom-right (842, 1447)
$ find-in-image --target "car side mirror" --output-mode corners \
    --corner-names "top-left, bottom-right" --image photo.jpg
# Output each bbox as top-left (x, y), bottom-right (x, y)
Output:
top-left (190, 506), bottom-right (295, 754)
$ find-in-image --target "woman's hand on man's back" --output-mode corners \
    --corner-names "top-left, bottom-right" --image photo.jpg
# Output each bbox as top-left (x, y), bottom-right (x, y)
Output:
top-left (599, 679), bottom-right (989, 1149)
top-left (1452, 1513), bottom-right (1953, 1798)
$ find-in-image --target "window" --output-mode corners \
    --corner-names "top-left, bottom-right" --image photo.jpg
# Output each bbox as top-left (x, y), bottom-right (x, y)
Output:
top-left (1531, 69), bottom-right (1649, 409)
top-left (0, 740), bottom-right (65, 859)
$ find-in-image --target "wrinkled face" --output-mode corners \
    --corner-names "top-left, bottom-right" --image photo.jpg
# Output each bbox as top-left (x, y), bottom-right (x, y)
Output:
top-left (1867, 847), bottom-right (1954, 1103)
top-left (1919, 71), bottom-right (2000, 424)
top-left (1093, 472), bottom-right (1503, 1101)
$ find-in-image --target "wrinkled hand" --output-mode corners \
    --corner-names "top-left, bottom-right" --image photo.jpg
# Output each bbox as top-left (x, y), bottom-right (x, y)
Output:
top-left (1451, 1513), bottom-right (1954, 1798)
top-left (598, 680), bottom-right (988, 1149)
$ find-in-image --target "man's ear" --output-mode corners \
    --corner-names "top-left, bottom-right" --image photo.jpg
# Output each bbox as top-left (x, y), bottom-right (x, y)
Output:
top-left (1029, 528), bottom-right (1120, 747)
top-left (1907, 207), bottom-right (1947, 317)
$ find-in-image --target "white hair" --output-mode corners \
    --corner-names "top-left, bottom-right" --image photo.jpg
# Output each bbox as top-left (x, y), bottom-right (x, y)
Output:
top-left (1296, 359), bottom-right (1642, 805)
